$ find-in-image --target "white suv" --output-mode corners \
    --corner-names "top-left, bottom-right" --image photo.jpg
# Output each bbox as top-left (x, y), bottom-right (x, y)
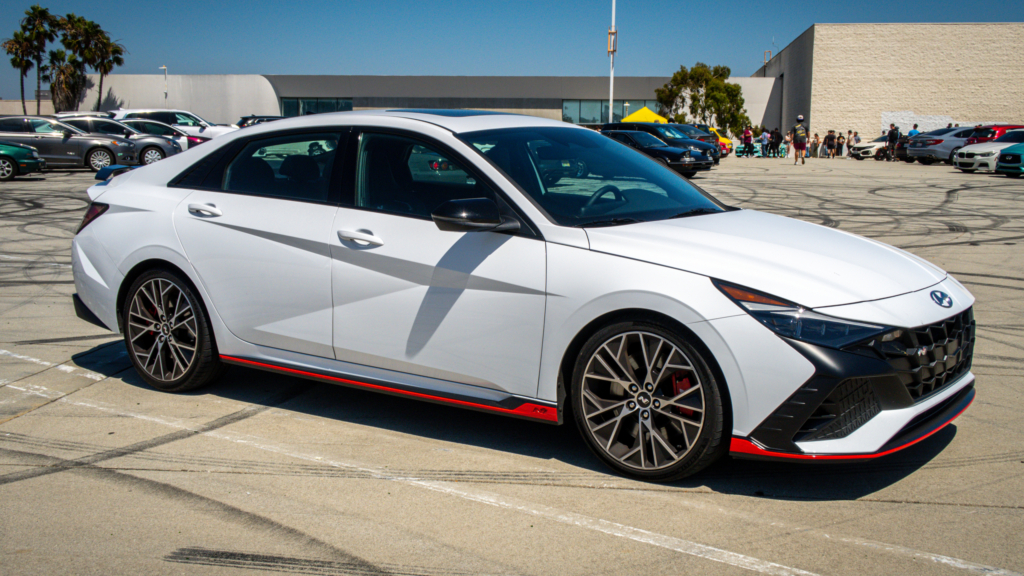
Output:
top-left (110, 109), bottom-right (237, 139)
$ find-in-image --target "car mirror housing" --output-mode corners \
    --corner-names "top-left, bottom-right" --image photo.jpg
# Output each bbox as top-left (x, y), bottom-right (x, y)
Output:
top-left (62, 130), bottom-right (74, 138)
top-left (431, 198), bottom-right (519, 233)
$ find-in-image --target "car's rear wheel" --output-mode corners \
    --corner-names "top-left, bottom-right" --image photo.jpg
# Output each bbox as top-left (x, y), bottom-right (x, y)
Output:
top-left (571, 321), bottom-right (726, 481)
top-left (1006, 173), bottom-right (1022, 178)
top-left (141, 146), bottom-right (165, 165)
top-left (87, 148), bottom-right (113, 172)
top-left (0, 156), bottom-right (16, 181)
top-left (123, 268), bottom-right (223, 392)
top-left (575, 160), bottom-right (589, 178)
top-left (903, 157), bottom-right (915, 163)
top-left (918, 158), bottom-right (935, 165)
top-left (681, 171), bottom-right (696, 178)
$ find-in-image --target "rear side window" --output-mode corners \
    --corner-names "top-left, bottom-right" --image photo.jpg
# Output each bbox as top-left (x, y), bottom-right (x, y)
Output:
top-left (0, 118), bottom-right (27, 132)
top-left (223, 133), bottom-right (339, 203)
top-left (92, 120), bottom-right (128, 136)
top-left (132, 121), bottom-right (175, 136)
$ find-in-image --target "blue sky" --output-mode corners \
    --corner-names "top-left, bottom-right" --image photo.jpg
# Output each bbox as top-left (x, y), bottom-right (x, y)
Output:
top-left (1, 0), bottom-right (1022, 100)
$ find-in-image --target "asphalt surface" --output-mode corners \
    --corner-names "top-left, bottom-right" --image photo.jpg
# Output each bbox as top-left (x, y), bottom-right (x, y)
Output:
top-left (1, 158), bottom-right (1021, 576)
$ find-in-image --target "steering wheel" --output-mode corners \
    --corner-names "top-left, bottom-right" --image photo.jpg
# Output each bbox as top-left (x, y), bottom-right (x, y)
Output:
top-left (583, 185), bottom-right (625, 209)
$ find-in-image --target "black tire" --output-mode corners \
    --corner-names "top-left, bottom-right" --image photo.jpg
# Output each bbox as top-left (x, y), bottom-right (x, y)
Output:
top-left (854, 156), bottom-right (864, 161)
top-left (574, 160), bottom-right (589, 178)
top-left (86, 148), bottom-right (114, 172)
top-left (918, 158), bottom-right (935, 165)
top-left (947, 148), bottom-right (960, 165)
top-left (656, 158), bottom-right (669, 167)
top-left (903, 157), bottom-right (915, 163)
top-left (958, 169), bottom-right (976, 174)
top-left (123, 268), bottom-right (224, 392)
top-left (140, 146), bottom-right (165, 165)
top-left (571, 320), bottom-right (727, 482)
top-left (0, 156), bottom-right (16, 181)
top-left (681, 171), bottom-right (697, 178)
top-left (1006, 173), bottom-right (1022, 178)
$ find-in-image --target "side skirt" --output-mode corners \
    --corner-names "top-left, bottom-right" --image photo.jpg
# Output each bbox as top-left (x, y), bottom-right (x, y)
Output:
top-left (220, 355), bottom-right (559, 424)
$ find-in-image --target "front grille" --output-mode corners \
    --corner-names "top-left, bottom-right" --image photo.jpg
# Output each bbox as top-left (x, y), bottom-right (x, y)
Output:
top-left (1001, 154), bottom-right (1020, 164)
top-left (852, 308), bottom-right (975, 402)
top-left (794, 377), bottom-right (882, 442)
top-left (965, 152), bottom-right (976, 159)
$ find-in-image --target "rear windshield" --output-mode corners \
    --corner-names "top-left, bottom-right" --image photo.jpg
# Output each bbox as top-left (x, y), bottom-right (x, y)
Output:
top-left (996, 130), bottom-right (1024, 143)
top-left (458, 127), bottom-right (724, 227)
top-left (630, 132), bottom-right (668, 147)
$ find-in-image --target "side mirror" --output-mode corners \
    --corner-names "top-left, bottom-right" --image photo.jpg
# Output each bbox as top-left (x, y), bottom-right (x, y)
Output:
top-left (62, 130), bottom-right (74, 138)
top-left (431, 198), bottom-right (520, 233)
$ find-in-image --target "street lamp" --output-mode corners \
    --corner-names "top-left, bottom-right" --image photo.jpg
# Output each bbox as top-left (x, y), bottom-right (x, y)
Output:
top-left (623, 100), bottom-right (630, 121)
top-left (608, 0), bottom-right (617, 123)
top-left (158, 65), bottom-right (167, 102)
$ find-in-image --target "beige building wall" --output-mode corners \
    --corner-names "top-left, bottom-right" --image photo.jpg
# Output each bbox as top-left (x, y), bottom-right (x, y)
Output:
top-left (0, 99), bottom-right (55, 116)
top-left (810, 23), bottom-right (1024, 138)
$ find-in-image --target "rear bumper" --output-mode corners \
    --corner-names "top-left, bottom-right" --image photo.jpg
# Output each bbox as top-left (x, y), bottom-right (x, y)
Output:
top-left (73, 293), bottom-right (112, 331)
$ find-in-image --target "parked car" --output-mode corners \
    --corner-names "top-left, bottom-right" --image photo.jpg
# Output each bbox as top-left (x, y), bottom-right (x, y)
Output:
top-left (0, 116), bottom-right (136, 170)
top-left (995, 142), bottom-right (1024, 178)
top-left (907, 127), bottom-right (976, 165)
top-left (672, 124), bottom-right (721, 163)
top-left (850, 136), bottom-right (888, 160)
top-left (526, 140), bottom-right (586, 184)
top-left (61, 116), bottom-right (181, 165)
top-left (602, 122), bottom-right (719, 164)
top-left (72, 109), bottom-right (975, 481)
top-left (963, 124), bottom-right (1024, 146)
top-left (955, 129), bottom-right (1024, 173)
top-left (54, 111), bottom-right (115, 120)
top-left (602, 130), bottom-right (712, 177)
top-left (0, 139), bottom-right (45, 180)
top-left (111, 109), bottom-right (238, 139)
top-left (120, 118), bottom-right (209, 150)
top-left (237, 115), bottom-right (285, 128)
top-left (694, 124), bottom-right (733, 156)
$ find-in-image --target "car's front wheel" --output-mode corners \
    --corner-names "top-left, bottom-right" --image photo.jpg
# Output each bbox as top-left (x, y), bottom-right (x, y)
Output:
top-left (0, 156), bottom-right (16, 181)
top-left (87, 148), bottom-right (113, 172)
top-left (123, 268), bottom-right (223, 392)
top-left (681, 171), bottom-right (696, 178)
top-left (571, 321), bottom-right (726, 481)
top-left (141, 146), bottom-right (165, 165)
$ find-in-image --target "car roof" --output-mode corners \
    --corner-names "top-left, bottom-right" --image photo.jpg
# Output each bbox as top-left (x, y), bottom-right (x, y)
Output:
top-left (223, 109), bottom-right (577, 134)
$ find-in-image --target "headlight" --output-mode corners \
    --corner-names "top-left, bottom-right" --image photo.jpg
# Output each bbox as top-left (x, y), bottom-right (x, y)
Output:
top-left (31, 150), bottom-right (39, 158)
top-left (978, 151), bottom-right (994, 157)
top-left (714, 281), bottom-right (894, 349)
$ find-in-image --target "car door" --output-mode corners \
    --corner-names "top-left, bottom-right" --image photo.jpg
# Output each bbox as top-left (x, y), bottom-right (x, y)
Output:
top-left (27, 119), bottom-right (80, 165)
top-left (173, 130), bottom-right (346, 359)
top-left (330, 130), bottom-right (547, 397)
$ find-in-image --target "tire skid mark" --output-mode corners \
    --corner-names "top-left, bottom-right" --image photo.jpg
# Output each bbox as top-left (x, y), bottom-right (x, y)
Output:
top-left (0, 446), bottom-right (389, 575)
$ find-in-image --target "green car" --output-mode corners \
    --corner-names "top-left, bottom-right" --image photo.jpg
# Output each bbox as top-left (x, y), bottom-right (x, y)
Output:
top-left (995, 142), bottom-right (1024, 178)
top-left (0, 140), bottom-right (46, 181)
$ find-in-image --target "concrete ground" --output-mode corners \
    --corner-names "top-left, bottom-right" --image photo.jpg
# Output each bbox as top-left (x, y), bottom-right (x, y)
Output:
top-left (1, 158), bottom-right (1021, 576)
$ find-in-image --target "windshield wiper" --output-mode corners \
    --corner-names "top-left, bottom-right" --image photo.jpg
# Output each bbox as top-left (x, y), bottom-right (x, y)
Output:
top-left (666, 208), bottom-right (721, 219)
top-left (576, 218), bottom-right (643, 228)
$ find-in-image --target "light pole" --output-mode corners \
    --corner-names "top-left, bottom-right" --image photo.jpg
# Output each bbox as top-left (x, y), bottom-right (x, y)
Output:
top-left (623, 100), bottom-right (630, 120)
top-left (159, 65), bottom-right (167, 103)
top-left (608, 0), bottom-right (617, 123)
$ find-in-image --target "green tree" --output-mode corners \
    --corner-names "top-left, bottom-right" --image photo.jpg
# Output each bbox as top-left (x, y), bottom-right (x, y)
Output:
top-left (55, 14), bottom-right (104, 111)
top-left (656, 63), bottom-right (752, 136)
top-left (91, 33), bottom-right (125, 111)
top-left (1, 31), bottom-right (34, 114)
top-left (41, 49), bottom-right (86, 112)
top-left (20, 4), bottom-right (59, 114)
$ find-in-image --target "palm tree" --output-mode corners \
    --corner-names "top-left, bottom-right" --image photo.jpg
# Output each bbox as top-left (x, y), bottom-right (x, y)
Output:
top-left (58, 14), bottom-right (103, 111)
top-left (92, 32), bottom-right (126, 111)
top-left (41, 49), bottom-right (86, 112)
top-left (1, 31), bottom-right (34, 114)
top-left (20, 5), bottom-right (58, 114)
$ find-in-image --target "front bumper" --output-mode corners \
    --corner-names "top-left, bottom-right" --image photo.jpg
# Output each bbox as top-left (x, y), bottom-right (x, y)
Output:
top-left (995, 157), bottom-right (1023, 175)
top-left (851, 147), bottom-right (877, 158)
top-left (731, 305), bottom-right (975, 461)
top-left (16, 157), bottom-right (46, 174)
top-left (670, 158), bottom-right (713, 173)
top-left (955, 154), bottom-right (997, 171)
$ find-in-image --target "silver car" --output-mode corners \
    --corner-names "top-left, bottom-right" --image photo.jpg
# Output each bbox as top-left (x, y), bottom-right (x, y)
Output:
top-left (0, 116), bottom-right (138, 171)
top-left (120, 118), bottom-right (207, 150)
top-left (907, 127), bottom-right (976, 165)
top-left (61, 117), bottom-right (181, 165)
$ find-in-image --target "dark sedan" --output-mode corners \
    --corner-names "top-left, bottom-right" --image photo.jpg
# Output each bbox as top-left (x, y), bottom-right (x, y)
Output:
top-left (672, 124), bottom-right (721, 163)
top-left (0, 116), bottom-right (137, 171)
top-left (602, 130), bottom-right (712, 177)
top-left (601, 122), bottom-right (719, 166)
top-left (61, 117), bottom-right (181, 165)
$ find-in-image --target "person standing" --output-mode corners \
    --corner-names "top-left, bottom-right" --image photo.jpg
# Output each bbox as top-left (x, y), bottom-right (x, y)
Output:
top-left (845, 130), bottom-right (854, 157)
top-left (837, 132), bottom-right (847, 159)
top-left (790, 115), bottom-right (808, 165)
top-left (886, 123), bottom-right (900, 161)
top-left (759, 128), bottom-right (771, 157)
top-left (823, 130), bottom-right (835, 158)
top-left (742, 126), bottom-right (753, 156)
top-left (908, 124), bottom-right (920, 137)
top-left (810, 133), bottom-right (820, 159)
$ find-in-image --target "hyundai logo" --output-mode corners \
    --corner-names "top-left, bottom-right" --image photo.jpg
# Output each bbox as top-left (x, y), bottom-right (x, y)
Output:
top-left (930, 290), bottom-right (953, 308)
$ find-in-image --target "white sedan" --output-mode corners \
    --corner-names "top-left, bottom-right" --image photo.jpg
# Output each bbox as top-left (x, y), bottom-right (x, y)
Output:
top-left (849, 136), bottom-right (888, 159)
top-left (955, 129), bottom-right (1024, 172)
top-left (71, 110), bottom-right (976, 481)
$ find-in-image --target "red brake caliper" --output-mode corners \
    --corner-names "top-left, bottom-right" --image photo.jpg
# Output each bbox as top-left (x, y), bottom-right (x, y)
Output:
top-left (670, 373), bottom-right (694, 417)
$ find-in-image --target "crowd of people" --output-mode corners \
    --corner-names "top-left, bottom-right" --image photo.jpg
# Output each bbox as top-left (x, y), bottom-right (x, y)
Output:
top-left (738, 117), bottom-right (869, 161)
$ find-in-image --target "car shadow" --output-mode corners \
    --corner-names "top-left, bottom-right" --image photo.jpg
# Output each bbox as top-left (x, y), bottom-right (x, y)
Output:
top-left (73, 342), bottom-right (949, 501)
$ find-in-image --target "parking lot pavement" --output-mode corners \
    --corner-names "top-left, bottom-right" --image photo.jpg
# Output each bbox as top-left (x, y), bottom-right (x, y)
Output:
top-left (1, 161), bottom-right (1021, 576)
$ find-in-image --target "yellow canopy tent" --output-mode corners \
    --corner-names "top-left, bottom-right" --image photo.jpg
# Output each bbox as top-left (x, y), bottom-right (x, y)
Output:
top-left (621, 106), bottom-right (667, 123)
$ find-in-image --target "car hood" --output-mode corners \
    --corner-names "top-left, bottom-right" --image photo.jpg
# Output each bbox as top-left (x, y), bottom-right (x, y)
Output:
top-left (962, 141), bottom-right (1017, 153)
top-left (0, 139), bottom-right (34, 151)
top-left (584, 209), bottom-right (947, 309)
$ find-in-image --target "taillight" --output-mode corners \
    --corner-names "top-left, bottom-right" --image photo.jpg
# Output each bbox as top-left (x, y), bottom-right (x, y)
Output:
top-left (922, 139), bottom-right (944, 145)
top-left (77, 203), bottom-right (108, 234)
top-left (186, 136), bottom-right (207, 146)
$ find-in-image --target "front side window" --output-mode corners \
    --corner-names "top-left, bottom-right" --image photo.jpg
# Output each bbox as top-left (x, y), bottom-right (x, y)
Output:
top-left (93, 119), bottom-right (134, 136)
top-left (355, 133), bottom-right (491, 219)
top-left (631, 132), bottom-right (667, 147)
top-left (29, 119), bottom-right (62, 134)
top-left (458, 127), bottom-right (724, 227)
top-left (223, 132), bottom-right (339, 203)
top-left (174, 113), bottom-right (204, 127)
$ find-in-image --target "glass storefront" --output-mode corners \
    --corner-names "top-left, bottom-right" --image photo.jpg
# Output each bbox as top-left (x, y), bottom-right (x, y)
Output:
top-left (561, 100), bottom-right (663, 125)
top-left (280, 98), bottom-right (354, 117)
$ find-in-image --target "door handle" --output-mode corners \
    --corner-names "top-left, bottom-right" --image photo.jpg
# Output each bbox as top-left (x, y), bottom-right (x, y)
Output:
top-left (337, 229), bottom-right (383, 246)
top-left (187, 203), bottom-right (222, 217)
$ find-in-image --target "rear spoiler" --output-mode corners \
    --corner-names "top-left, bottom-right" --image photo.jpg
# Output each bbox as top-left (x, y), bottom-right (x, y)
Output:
top-left (94, 165), bottom-right (137, 181)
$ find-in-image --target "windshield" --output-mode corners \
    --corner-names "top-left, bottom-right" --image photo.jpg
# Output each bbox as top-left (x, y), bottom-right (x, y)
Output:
top-left (996, 130), bottom-right (1024, 143)
top-left (970, 128), bottom-right (995, 139)
top-left (631, 132), bottom-right (668, 147)
top-left (652, 125), bottom-right (688, 140)
top-left (458, 127), bottom-right (724, 227)
top-left (674, 125), bottom-right (709, 137)
top-left (922, 128), bottom-right (956, 137)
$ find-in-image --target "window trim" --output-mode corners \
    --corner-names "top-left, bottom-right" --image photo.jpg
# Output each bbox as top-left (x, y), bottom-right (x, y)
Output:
top-left (343, 127), bottom-right (542, 240)
top-left (169, 127), bottom-right (350, 207)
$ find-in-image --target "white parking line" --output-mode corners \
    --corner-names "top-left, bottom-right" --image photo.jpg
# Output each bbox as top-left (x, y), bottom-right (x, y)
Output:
top-left (4, 379), bottom-right (1020, 576)
top-left (0, 349), bottom-right (104, 381)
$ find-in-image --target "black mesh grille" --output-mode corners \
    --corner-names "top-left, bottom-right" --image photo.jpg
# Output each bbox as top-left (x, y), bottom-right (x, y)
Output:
top-left (794, 378), bottom-right (882, 442)
top-left (1001, 154), bottom-right (1020, 163)
top-left (852, 308), bottom-right (975, 402)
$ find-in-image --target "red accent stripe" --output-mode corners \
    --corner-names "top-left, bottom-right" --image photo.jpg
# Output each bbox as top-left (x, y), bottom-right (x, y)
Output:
top-left (729, 395), bottom-right (973, 460)
top-left (220, 355), bottom-right (558, 423)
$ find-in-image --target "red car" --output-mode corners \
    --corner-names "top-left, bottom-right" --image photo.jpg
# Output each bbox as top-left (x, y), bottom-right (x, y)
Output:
top-left (965, 124), bottom-right (1024, 146)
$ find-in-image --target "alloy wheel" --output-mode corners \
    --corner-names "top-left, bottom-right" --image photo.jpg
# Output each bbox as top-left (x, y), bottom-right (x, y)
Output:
top-left (580, 331), bottom-right (705, 471)
top-left (127, 278), bottom-right (198, 382)
top-left (89, 150), bottom-right (112, 170)
top-left (0, 158), bottom-right (13, 180)
top-left (142, 148), bottom-right (164, 165)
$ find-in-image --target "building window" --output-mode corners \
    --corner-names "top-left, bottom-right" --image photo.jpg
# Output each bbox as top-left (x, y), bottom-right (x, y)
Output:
top-left (562, 100), bottom-right (580, 124)
top-left (561, 99), bottom-right (665, 125)
top-left (579, 100), bottom-right (602, 125)
top-left (280, 98), bottom-right (354, 117)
